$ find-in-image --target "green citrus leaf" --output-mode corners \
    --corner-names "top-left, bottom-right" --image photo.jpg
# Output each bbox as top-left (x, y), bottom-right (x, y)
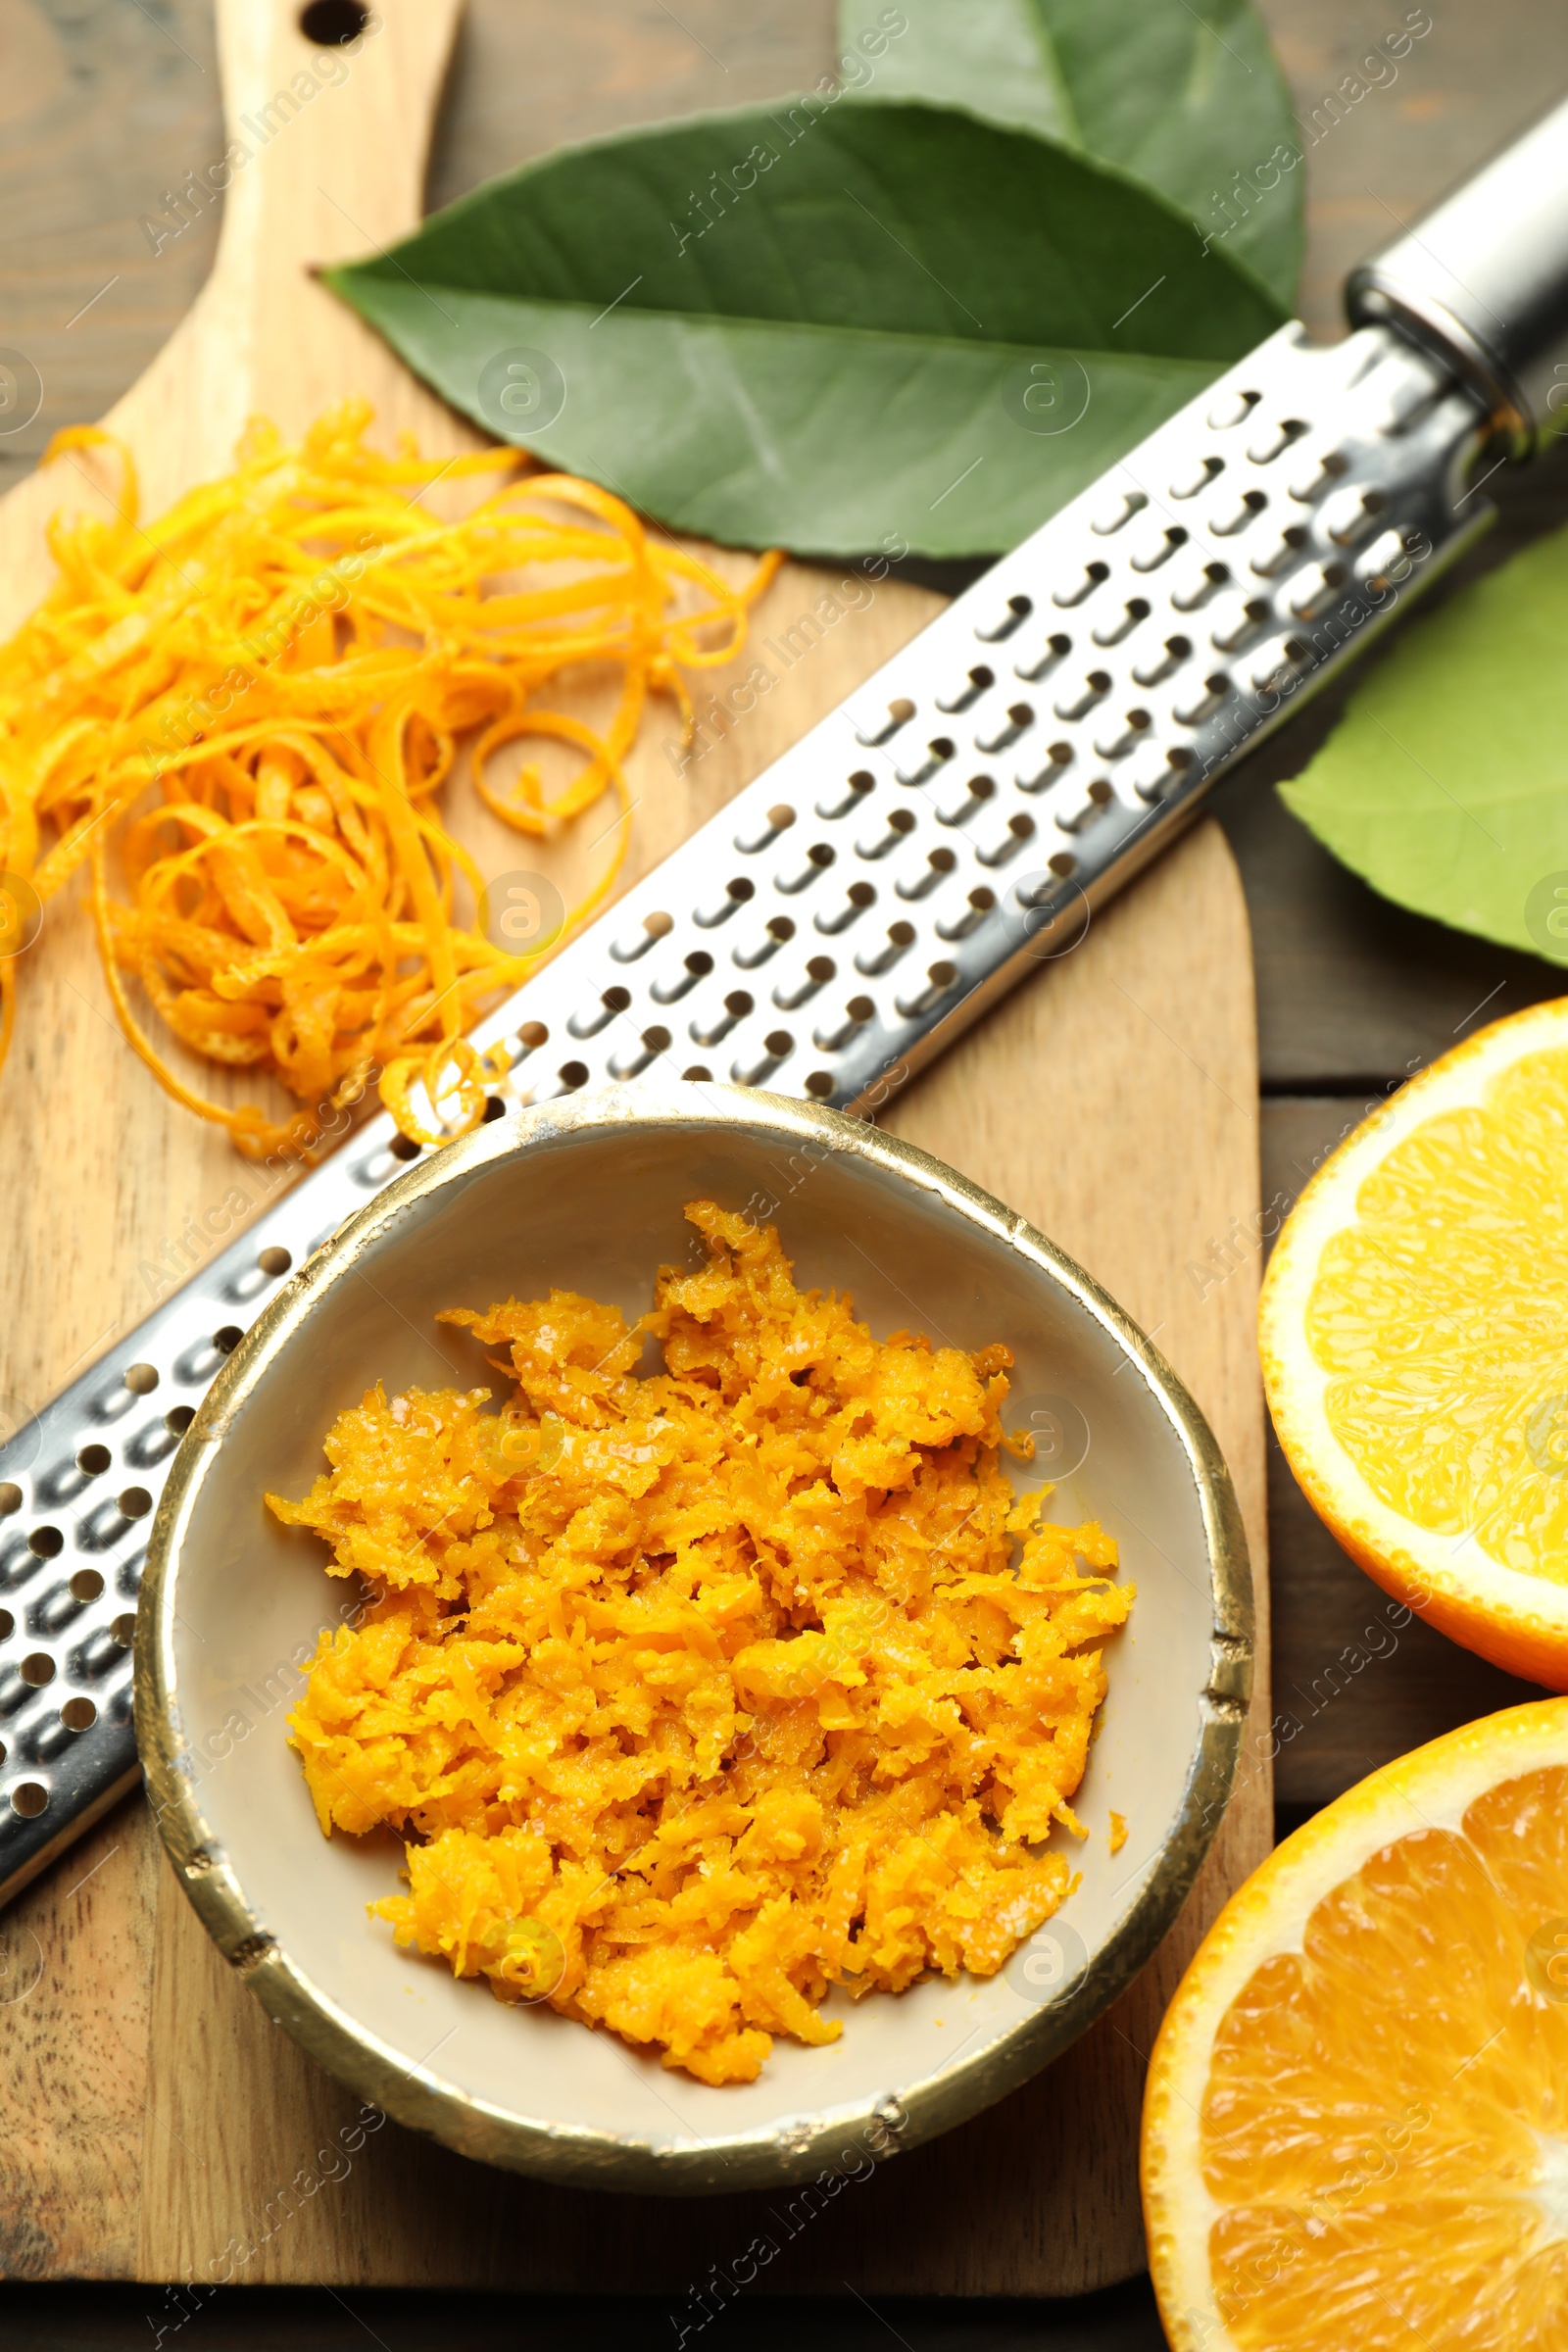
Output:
top-left (1280, 523), bottom-right (1568, 967)
top-left (325, 98), bottom-right (1284, 560)
top-left (839, 0), bottom-right (1303, 309)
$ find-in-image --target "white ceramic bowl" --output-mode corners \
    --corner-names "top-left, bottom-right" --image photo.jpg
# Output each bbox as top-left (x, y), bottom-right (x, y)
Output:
top-left (138, 1083), bottom-right (1250, 2193)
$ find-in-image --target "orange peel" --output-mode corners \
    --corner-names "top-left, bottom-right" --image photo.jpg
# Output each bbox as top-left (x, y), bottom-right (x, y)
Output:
top-left (0, 405), bottom-right (781, 1154)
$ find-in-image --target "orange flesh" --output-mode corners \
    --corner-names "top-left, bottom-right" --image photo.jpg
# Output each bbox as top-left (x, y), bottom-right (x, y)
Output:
top-left (1306, 1045), bottom-right (1568, 1584)
top-left (270, 1201), bottom-right (1130, 2084)
top-left (1201, 1765), bottom-right (1568, 2343)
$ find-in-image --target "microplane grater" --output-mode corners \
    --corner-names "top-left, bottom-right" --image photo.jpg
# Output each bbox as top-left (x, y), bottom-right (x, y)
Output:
top-left (5, 95), bottom-right (1568, 1905)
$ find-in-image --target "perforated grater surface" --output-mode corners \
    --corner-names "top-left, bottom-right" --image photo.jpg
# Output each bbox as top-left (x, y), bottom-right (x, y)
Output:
top-left (7, 92), bottom-right (1568, 1905)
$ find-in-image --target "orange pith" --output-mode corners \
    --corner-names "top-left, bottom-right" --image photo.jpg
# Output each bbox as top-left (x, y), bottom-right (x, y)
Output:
top-left (1203, 1766), bottom-right (1568, 2344)
top-left (1308, 1045), bottom-right (1568, 1583)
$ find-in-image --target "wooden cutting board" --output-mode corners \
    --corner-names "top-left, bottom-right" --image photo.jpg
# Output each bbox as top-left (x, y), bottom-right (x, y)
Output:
top-left (0, 0), bottom-right (1269, 2294)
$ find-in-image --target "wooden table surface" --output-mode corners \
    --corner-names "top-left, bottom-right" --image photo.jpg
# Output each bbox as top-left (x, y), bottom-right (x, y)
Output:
top-left (5, 0), bottom-right (1568, 2341)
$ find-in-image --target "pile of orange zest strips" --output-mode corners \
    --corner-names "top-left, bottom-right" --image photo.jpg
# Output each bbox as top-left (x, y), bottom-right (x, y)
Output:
top-left (0, 405), bottom-right (782, 1154)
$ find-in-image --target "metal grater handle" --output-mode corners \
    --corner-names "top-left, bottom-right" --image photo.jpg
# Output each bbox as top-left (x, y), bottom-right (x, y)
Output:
top-left (0, 317), bottom-right (1494, 1903)
top-left (1348, 93), bottom-right (1568, 455)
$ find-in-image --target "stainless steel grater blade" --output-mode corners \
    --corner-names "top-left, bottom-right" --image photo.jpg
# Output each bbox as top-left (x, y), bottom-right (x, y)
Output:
top-left (6, 94), bottom-right (1568, 1906)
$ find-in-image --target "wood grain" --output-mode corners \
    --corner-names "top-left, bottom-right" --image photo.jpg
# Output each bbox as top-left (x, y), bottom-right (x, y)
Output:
top-left (2, 823), bottom-right (1269, 2294)
top-left (0, 0), bottom-right (1267, 2295)
top-left (107, 819), bottom-right (1267, 2300)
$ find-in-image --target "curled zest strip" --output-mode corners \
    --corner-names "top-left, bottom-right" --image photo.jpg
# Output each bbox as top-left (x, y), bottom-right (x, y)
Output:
top-left (0, 403), bottom-right (783, 1154)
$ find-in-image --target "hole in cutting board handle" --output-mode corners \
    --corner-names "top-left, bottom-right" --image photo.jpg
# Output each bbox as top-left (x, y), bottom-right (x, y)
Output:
top-left (298, 0), bottom-right (369, 45)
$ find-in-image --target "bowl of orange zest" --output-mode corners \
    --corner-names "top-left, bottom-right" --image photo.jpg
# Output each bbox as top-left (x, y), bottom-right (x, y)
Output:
top-left (138, 1084), bottom-right (1250, 2191)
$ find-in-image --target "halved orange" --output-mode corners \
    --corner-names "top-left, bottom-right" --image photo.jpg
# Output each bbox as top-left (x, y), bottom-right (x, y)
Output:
top-left (1260, 997), bottom-right (1568, 1688)
top-left (1143, 1699), bottom-right (1568, 2349)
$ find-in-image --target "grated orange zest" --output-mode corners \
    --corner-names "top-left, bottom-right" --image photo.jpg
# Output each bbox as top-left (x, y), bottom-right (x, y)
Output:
top-left (270, 1201), bottom-right (1132, 2083)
